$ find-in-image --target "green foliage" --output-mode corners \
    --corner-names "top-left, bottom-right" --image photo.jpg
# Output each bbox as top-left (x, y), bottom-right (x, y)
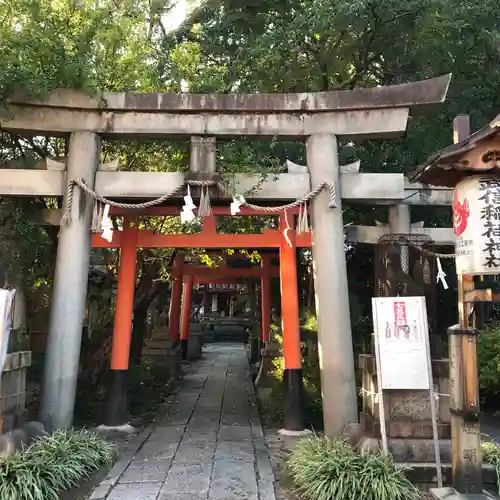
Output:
top-left (258, 327), bottom-right (323, 428)
top-left (0, 429), bottom-right (115, 500)
top-left (482, 441), bottom-right (500, 494)
top-left (301, 313), bottom-right (318, 333)
top-left (288, 434), bottom-right (421, 500)
top-left (477, 322), bottom-right (500, 408)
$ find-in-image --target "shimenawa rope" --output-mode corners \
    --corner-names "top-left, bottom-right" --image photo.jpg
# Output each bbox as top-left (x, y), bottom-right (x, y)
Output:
top-left (59, 177), bottom-right (337, 227)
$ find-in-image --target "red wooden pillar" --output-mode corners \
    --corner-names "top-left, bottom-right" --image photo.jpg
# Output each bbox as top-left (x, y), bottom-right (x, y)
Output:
top-left (168, 253), bottom-right (184, 344)
top-left (179, 275), bottom-right (193, 360)
top-left (279, 213), bottom-right (305, 431)
top-left (105, 218), bottom-right (138, 427)
top-left (261, 255), bottom-right (272, 344)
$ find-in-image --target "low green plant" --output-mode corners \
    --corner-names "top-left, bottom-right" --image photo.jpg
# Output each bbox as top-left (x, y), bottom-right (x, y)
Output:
top-left (482, 441), bottom-right (500, 494)
top-left (288, 434), bottom-right (421, 500)
top-left (477, 322), bottom-right (500, 408)
top-left (0, 428), bottom-right (115, 500)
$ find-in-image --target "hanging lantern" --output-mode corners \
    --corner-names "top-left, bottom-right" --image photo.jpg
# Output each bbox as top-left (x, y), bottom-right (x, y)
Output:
top-left (454, 174), bottom-right (500, 275)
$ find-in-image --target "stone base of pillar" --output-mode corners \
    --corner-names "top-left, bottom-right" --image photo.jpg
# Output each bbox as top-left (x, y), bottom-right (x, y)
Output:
top-left (255, 342), bottom-right (281, 393)
top-left (141, 329), bottom-right (175, 361)
top-left (283, 368), bottom-right (306, 432)
top-left (96, 422), bottom-right (138, 436)
top-left (278, 428), bottom-right (312, 437)
top-left (104, 369), bottom-right (129, 428)
top-left (142, 335), bottom-right (180, 378)
top-left (187, 333), bottom-right (203, 360)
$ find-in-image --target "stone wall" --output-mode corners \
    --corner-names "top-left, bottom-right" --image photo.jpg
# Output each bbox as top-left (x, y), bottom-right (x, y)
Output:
top-left (0, 351), bottom-right (31, 433)
top-left (359, 354), bottom-right (450, 439)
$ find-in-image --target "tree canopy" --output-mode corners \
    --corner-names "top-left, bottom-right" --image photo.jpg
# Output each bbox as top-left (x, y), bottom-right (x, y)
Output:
top-left (1, 0), bottom-right (500, 357)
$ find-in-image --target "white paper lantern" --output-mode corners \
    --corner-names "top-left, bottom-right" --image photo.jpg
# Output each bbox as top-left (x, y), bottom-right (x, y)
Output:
top-left (454, 175), bottom-right (500, 275)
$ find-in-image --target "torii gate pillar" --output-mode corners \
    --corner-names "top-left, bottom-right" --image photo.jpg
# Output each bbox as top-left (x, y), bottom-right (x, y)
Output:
top-left (180, 276), bottom-right (194, 360)
top-left (307, 134), bottom-right (358, 436)
top-left (169, 253), bottom-right (184, 344)
top-left (40, 132), bottom-right (100, 431)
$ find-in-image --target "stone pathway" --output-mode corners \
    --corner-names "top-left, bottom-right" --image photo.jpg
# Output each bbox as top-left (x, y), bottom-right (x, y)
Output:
top-left (90, 343), bottom-right (277, 500)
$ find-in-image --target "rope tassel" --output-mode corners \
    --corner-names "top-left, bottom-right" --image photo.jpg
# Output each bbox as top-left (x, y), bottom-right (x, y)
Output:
top-left (198, 186), bottom-right (212, 217)
top-left (59, 177), bottom-right (340, 232)
top-left (296, 203), bottom-right (310, 234)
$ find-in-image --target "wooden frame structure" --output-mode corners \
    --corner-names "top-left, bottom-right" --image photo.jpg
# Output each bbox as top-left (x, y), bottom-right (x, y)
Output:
top-left (100, 211), bottom-right (307, 427)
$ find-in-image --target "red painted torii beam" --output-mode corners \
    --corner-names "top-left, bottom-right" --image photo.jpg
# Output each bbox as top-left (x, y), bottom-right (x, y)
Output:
top-left (182, 264), bottom-right (280, 278)
top-left (92, 228), bottom-right (312, 249)
top-left (108, 206), bottom-right (302, 217)
top-left (192, 277), bottom-right (246, 285)
top-left (92, 212), bottom-right (312, 249)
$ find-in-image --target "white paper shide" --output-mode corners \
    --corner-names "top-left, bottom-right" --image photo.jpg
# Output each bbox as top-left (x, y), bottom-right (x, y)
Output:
top-left (454, 175), bottom-right (500, 275)
top-left (0, 289), bottom-right (15, 375)
top-left (372, 296), bottom-right (430, 390)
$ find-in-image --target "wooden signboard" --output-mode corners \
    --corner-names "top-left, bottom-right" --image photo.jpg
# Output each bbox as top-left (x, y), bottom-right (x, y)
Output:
top-left (372, 296), bottom-right (443, 487)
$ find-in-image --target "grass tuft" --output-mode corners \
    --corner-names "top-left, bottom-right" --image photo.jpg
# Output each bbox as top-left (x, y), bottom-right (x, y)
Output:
top-left (0, 428), bottom-right (115, 500)
top-left (482, 441), bottom-right (500, 494)
top-left (288, 434), bottom-right (422, 500)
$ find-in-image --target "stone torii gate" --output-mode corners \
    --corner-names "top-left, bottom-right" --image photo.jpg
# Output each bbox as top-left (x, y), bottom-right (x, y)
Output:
top-left (285, 158), bottom-right (454, 245)
top-left (0, 75), bottom-right (451, 435)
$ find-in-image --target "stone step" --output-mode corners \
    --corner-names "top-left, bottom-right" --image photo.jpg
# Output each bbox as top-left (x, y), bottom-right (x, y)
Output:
top-left (150, 332), bottom-right (170, 340)
top-left (146, 340), bottom-right (173, 350)
top-left (400, 462), bottom-right (496, 490)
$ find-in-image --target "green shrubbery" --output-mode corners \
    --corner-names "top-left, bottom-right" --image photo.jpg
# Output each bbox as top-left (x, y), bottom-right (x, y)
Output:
top-left (482, 441), bottom-right (500, 494)
top-left (288, 434), bottom-right (421, 500)
top-left (477, 322), bottom-right (500, 408)
top-left (258, 323), bottom-right (323, 429)
top-left (0, 429), bottom-right (115, 500)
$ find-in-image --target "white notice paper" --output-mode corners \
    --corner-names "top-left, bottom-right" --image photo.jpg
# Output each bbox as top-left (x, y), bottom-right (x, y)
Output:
top-left (372, 296), bottom-right (430, 390)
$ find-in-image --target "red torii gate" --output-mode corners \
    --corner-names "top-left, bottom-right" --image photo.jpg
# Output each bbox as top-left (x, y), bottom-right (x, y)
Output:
top-left (96, 207), bottom-right (309, 429)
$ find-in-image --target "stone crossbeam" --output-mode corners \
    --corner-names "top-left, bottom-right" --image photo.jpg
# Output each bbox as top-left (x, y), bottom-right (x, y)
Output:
top-left (0, 170), bottom-right (405, 202)
top-left (285, 159), bottom-right (452, 206)
top-left (346, 225), bottom-right (454, 245)
top-left (404, 179), bottom-right (452, 205)
top-left (2, 107), bottom-right (410, 139)
top-left (1, 75), bottom-right (450, 138)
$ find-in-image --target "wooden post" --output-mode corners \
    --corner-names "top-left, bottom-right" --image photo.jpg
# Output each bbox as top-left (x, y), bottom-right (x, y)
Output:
top-left (105, 218), bottom-right (138, 427)
top-left (450, 114), bottom-right (483, 493)
top-left (261, 255), bottom-right (271, 344)
top-left (168, 253), bottom-right (184, 344)
top-left (279, 213), bottom-right (305, 432)
top-left (180, 275), bottom-right (193, 360)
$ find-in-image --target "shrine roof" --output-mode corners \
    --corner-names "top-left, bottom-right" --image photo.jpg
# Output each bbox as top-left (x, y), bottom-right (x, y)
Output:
top-left (9, 75), bottom-right (451, 113)
top-left (410, 114), bottom-right (500, 187)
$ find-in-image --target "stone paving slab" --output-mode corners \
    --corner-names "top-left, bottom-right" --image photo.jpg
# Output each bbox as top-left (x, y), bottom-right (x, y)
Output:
top-left (89, 343), bottom-right (277, 500)
top-left (107, 482), bottom-right (163, 500)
